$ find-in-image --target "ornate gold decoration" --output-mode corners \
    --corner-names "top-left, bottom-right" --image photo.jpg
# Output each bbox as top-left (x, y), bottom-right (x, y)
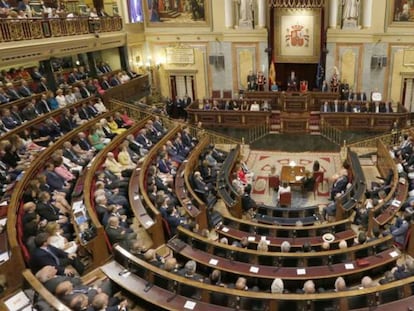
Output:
top-left (270, 0), bottom-right (325, 8)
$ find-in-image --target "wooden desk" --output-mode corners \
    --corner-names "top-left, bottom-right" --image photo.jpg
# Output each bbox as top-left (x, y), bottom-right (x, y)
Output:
top-left (110, 244), bottom-right (414, 311)
top-left (280, 165), bottom-right (305, 185)
top-left (101, 260), bottom-right (233, 311)
top-left (217, 225), bottom-right (356, 249)
top-left (169, 239), bottom-right (400, 282)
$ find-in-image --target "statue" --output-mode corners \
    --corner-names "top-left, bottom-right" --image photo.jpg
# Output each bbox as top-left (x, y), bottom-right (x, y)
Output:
top-left (342, 0), bottom-right (360, 20)
top-left (239, 0), bottom-right (253, 21)
top-left (236, 0), bottom-right (254, 28)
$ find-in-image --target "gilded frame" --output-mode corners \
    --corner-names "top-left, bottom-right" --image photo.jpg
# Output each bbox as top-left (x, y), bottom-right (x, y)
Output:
top-left (143, 0), bottom-right (210, 28)
top-left (273, 8), bottom-right (321, 63)
top-left (388, 0), bottom-right (414, 25)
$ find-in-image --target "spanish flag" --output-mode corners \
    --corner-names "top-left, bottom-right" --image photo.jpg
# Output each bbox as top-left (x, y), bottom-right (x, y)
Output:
top-left (269, 60), bottom-right (276, 88)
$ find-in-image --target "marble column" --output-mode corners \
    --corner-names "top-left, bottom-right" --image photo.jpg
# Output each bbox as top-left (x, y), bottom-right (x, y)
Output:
top-left (362, 0), bottom-right (373, 28)
top-left (329, 0), bottom-right (339, 29)
top-left (257, 0), bottom-right (266, 29)
top-left (225, 0), bottom-right (234, 29)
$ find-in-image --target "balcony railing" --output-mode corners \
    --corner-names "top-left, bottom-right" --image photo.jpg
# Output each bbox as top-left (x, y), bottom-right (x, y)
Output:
top-left (0, 16), bottom-right (122, 42)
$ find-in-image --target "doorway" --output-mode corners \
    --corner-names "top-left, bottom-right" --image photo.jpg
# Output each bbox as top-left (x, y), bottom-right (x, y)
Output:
top-left (169, 74), bottom-right (195, 100)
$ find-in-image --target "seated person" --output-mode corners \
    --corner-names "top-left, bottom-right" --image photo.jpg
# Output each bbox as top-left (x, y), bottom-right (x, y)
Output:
top-left (278, 181), bottom-right (291, 201)
top-left (105, 216), bottom-right (137, 250)
top-left (322, 198), bottom-right (338, 221)
top-left (30, 232), bottom-right (84, 276)
top-left (330, 169), bottom-right (349, 200)
top-left (241, 184), bottom-right (257, 216)
top-left (389, 215), bottom-right (411, 246)
top-left (334, 277), bottom-right (347, 291)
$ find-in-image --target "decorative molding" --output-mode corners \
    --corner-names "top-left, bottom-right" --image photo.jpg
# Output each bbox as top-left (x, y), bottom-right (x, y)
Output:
top-left (270, 0), bottom-right (325, 9)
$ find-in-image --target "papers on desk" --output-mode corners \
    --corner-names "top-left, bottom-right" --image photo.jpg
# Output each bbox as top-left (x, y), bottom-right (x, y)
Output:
top-left (0, 252), bottom-right (8, 263)
top-left (0, 218), bottom-right (6, 227)
top-left (391, 199), bottom-right (401, 207)
top-left (72, 201), bottom-right (83, 212)
top-left (0, 201), bottom-right (7, 207)
top-left (295, 176), bottom-right (304, 181)
top-left (184, 301), bottom-right (197, 310)
top-left (145, 220), bottom-right (154, 227)
top-left (297, 268), bottom-right (306, 275)
top-left (389, 251), bottom-right (399, 258)
top-left (134, 195), bottom-right (140, 200)
top-left (4, 291), bottom-right (30, 311)
top-left (345, 263), bottom-right (355, 270)
top-left (221, 227), bottom-right (229, 233)
top-left (209, 258), bottom-right (218, 266)
top-left (249, 266), bottom-right (259, 273)
top-left (247, 236), bottom-right (255, 242)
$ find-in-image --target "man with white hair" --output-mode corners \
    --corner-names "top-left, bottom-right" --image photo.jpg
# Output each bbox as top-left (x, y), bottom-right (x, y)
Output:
top-left (303, 280), bottom-right (316, 294)
top-left (271, 278), bottom-right (284, 293)
top-left (281, 240), bottom-right (291, 252)
top-left (330, 169), bottom-right (349, 200)
top-left (334, 277), bottom-right (347, 291)
top-left (361, 276), bottom-right (376, 288)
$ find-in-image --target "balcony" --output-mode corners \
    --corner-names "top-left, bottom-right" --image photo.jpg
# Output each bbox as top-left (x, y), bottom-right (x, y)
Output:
top-left (0, 16), bottom-right (122, 42)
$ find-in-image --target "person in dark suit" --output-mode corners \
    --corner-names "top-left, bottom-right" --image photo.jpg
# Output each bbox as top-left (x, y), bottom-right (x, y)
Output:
top-left (0, 87), bottom-right (10, 104)
top-left (287, 71), bottom-right (298, 91)
top-left (178, 260), bottom-right (203, 298)
top-left (35, 265), bottom-right (82, 294)
top-left (241, 184), bottom-right (257, 214)
top-left (100, 76), bottom-right (111, 90)
top-left (77, 132), bottom-right (94, 151)
top-left (30, 66), bottom-right (44, 81)
top-left (109, 74), bottom-right (121, 87)
top-left (126, 134), bottom-right (146, 156)
top-left (21, 100), bottom-right (40, 121)
top-left (10, 105), bottom-right (23, 124)
top-left (44, 162), bottom-right (71, 193)
top-left (86, 102), bottom-right (99, 118)
top-left (88, 292), bottom-right (128, 311)
top-left (5, 82), bottom-right (22, 101)
top-left (135, 129), bottom-right (153, 150)
top-left (78, 103), bottom-right (92, 121)
top-left (105, 216), bottom-right (137, 250)
top-left (18, 80), bottom-right (33, 97)
top-left (330, 169), bottom-right (349, 200)
top-left (78, 82), bottom-right (91, 98)
top-left (30, 232), bottom-right (84, 275)
top-left (56, 278), bottom-right (117, 308)
top-left (37, 77), bottom-right (49, 93)
top-left (62, 141), bottom-right (87, 166)
top-left (1, 108), bottom-right (19, 130)
top-left (36, 93), bottom-right (52, 114)
top-left (67, 69), bottom-right (79, 84)
top-left (164, 205), bottom-right (186, 235)
top-left (35, 191), bottom-right (70, 228)
top-left (60, 109), bottom-right (77, 133)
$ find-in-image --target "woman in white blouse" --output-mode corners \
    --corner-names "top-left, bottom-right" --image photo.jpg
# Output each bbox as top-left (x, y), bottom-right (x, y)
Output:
top-left (55, 88), bottom-right (67, 108)
top-left (45, 222), bottom-right (78, 255)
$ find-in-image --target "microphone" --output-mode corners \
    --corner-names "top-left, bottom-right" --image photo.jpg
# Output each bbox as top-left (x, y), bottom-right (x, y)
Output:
top-left (167, 281), bottom-right (178, 302)
top-left (229, 250), bottom-right (235, 265)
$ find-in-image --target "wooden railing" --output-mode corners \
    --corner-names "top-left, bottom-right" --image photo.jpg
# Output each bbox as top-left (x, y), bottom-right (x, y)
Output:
top-left (0, 16), bottom-right (122, 42)
top-left (320, 120), bottom-right (344, 146)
